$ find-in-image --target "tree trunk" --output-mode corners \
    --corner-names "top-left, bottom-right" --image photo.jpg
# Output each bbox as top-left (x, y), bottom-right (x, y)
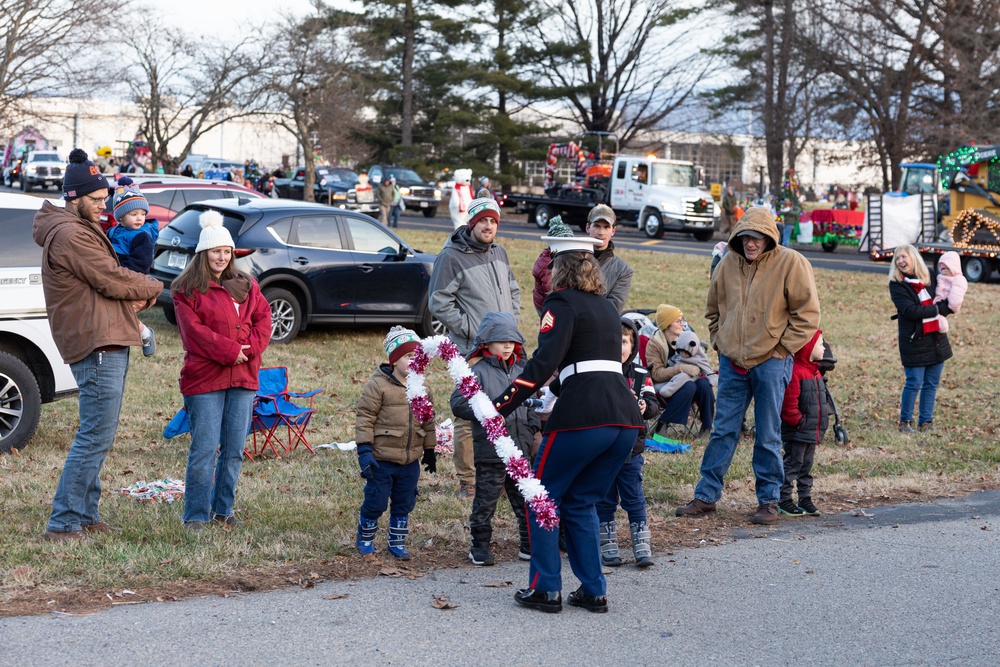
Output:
top-left (298, 104), bottom-right (316, 202)
top-left (400, 0), bottom-right (415, 146)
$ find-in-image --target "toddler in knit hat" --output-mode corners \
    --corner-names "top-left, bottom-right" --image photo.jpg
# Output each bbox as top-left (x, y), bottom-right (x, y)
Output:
top-left (106, 176), bottom-right (158, 356)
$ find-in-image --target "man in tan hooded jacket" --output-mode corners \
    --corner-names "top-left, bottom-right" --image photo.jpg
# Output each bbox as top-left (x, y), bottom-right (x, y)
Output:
top-left (675, 207), bottom-right (820, 525)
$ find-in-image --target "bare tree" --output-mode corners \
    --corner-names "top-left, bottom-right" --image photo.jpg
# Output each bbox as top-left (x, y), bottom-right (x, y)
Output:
top-left (0, 0), bottom-right (118, 133)
top-left (528, 0), bottom-right (711, 145)
top-left (263, 11), bottom-right (371, 201)
top-left (122, 20), bottom-right (266, 171)
top-left (812, 0), bottom-right (939, 190)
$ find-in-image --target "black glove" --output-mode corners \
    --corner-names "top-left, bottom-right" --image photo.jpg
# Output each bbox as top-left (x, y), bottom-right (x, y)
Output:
top-left (421, 448), bottom-right (437, 473)
top-left (356, 444), bottom-right (379, 480)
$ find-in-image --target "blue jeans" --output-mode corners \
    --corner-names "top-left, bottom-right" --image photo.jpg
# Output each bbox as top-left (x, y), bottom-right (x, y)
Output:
top-left (360, 459), bottom-right (420, 519)
top-left (900, 362), bottom-right (944, 425)
top-left (597, 454), bottom-right (646, 524)
top-left (182, 388), bottom-right (255, 523)
top-left (388, 204), bottom-right (401, 228)
top-left (528, 426), bottom-right (636, 596)
top-left (658, 377), bottom-right (715, 430)
top-left (47, 349), bottom-right (130, 533)
top-left (695, 353), bottom-right (793, 505)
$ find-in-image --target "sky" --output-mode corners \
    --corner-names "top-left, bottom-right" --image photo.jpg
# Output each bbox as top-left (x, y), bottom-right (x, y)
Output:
top-left (157, 0), bottom-right (323, 42)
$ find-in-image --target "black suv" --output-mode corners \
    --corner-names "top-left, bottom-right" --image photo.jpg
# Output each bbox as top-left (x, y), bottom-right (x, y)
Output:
top-left (150, 198), bottom-right (441, 344)
top-left (366, 165), bottom-right (442, 218)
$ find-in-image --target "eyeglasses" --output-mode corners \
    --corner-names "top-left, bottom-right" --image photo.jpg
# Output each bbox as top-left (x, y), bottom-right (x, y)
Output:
top-left (83, 194), bottom-right (110, 205)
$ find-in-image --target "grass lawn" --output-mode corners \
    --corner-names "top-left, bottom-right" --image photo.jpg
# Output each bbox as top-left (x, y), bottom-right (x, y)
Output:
top-left (1, 227), bottom-right (998, 614)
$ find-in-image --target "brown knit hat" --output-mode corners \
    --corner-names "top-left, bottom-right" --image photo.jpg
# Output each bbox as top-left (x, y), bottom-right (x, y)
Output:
top-left (656, 304), bottom-right (683, 331)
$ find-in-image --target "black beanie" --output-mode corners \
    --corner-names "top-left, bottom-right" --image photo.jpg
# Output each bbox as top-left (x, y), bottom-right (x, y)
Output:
top-left (63, 148), bottom-right (109, 201)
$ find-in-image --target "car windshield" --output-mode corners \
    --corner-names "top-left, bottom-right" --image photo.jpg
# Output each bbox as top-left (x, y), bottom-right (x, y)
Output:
top-left (649, 163), bottom-right (696, 187)
top-left (33, 154), bottom-right (61, 162)
top-left (326, 170), bottom-right (359, 185)
top-left (386, 168), bottom-right (424, 183)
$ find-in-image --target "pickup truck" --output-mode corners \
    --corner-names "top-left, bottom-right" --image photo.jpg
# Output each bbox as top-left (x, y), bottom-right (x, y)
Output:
top-left (367, 165), bottom-right (443, 218)
top-left (19, 150), bottom-right (67, 192)
top-left (272, 166), bottom-right (380, 215)
top-left (513, 154), bottom-right (720, 241)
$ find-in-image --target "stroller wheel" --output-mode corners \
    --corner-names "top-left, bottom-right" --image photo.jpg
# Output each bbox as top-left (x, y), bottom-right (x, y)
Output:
top-left (834, 424), bottom-right (849, 447)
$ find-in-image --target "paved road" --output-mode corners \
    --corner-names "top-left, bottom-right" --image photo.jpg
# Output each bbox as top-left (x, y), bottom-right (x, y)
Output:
top-left (2, 492), bottom-right (997, 666)
top-left (398, 211), bottom-right (889, 276)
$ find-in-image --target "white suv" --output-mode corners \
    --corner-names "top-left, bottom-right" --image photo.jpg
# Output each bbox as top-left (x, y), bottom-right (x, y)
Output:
top-left (0, 193), bottom-right (77, 453)
top-left (20, 150), bottom-right (67, 192)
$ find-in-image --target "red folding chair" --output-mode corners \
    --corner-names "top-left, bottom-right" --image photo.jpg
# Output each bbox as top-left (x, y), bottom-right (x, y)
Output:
top-left (250, 367), bottom-right (323, 457)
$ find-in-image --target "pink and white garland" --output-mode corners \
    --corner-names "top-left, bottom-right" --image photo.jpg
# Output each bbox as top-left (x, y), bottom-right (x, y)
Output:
top-left (406, 335), bottom-right (559, 530)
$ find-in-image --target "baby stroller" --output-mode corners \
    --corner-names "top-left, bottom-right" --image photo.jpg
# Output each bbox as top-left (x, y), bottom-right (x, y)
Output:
top-left (818, 341), bottom-right (850, 447)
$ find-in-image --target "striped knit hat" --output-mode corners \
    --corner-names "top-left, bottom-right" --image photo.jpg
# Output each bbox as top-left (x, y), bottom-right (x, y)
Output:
top-left (383, 326), bottom-right (421, 366)
top-left (112, 177), bottom-right (149, 219)
top-left (467, 197), bottom-right (500, 229)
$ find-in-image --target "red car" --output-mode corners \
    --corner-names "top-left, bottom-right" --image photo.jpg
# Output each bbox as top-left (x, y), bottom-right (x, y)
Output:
top-left (100, 176), bottom-right (265, 231)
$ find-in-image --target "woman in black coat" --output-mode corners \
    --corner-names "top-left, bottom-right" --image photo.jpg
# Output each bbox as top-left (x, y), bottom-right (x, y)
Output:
top-left (888, 244), bottom-right (953, 433)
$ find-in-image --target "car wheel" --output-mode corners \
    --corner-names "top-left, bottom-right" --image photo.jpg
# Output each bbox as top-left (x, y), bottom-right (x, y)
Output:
top-left (821, 239), bottom-right (838, 252)
top-left (415, 304), bottom-right (445, 338)
top-left (643, 211), bottom-right (664, 239)
top-left (21, 176), bottom-right (31, 193)
top-left (162, 304), bottom-right (177, 325)
top-left (534, 204), bottom-right (553, 229)
top-left (264, 287), bottom-right (302, 344)
top-left (422, 207), bottom-right (437, 218)
top-left (692, 229), bottom-right (714, 242)
top-left (0, 351), bottom-right (42, 454)
top-left (962, 256), bottom-right (991, 283)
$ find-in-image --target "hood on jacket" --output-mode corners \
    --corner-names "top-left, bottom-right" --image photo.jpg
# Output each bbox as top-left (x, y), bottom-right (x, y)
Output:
top-left (793, 329), bottom-right (823, 370)
top-left (621, 316), bottom-right (640, 368)
top-left (728, 207), bottom-right (779, 259)
top-left (938, 251), bottom-right (962, 277)
top-left (445, 225), bottom-right (492, 253)
top-left (32, 200), bottom-right (88, 248)
top-left (470, 311), bottom-right (526, 360)
top-left (675, 329), bottom-right (702, 357)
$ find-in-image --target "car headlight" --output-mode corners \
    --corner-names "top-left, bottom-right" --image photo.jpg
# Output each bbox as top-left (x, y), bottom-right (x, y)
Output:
top-left (332, 192), bottom-right (347, 200)
top-left (713, 203), bottom-right (721, 216)
top-left (399, 186), bottom-right (411, 196)
top-left (434, 189), bottom-right (442, 199)
top-left (320, 178), bottom-right (327, 187)
top-left (660, 201), bottom-right (679, 213)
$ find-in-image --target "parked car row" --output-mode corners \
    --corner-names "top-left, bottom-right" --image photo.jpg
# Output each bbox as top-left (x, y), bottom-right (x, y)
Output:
top-left (151, 198), bottom-right (443, 344)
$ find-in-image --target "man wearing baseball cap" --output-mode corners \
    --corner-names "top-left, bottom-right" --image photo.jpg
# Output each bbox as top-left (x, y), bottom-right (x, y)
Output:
top-left (586, 204), bottom-right (633, 314)
top-left (32, 149), bottom-right (163, 540)
top-left (428, 196), bottom-right (521, 499)
top-left (674, 207), bottom-right (820, 526)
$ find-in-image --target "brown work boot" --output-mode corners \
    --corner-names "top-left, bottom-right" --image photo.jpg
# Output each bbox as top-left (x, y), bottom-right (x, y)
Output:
top-left (674, 498), bottom-right (716, 517)
top-left (456, 482), bottom-right (476, 500)
top-left (752, 503), bottom-right (779, 525)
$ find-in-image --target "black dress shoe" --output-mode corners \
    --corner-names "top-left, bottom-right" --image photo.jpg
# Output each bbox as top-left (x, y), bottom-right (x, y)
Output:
top-left (514, 588), bottom-right (562, 613)
top-left (567, 587), bottom-right (608, 613)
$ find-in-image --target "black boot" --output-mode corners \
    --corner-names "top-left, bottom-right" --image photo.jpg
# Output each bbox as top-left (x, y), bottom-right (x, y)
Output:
top-left (514, 588), bottom-right (562, 613)
top-left (469, 526), bottom-right (495, 566)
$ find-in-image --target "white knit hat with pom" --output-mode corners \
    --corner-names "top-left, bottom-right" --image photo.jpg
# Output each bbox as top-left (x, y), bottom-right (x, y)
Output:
top-left (195, 210), bottom-right (235, 253)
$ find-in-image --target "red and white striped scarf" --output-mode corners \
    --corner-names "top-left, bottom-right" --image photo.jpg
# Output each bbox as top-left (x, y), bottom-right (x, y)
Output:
top-left (904, 276), bottom-right (940, 334)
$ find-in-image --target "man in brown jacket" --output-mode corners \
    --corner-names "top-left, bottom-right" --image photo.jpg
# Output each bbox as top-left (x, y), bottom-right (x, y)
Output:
top-left (675, 207), bottom-right (820, 525)
top-left (33, 148), bottom-right (163, 541)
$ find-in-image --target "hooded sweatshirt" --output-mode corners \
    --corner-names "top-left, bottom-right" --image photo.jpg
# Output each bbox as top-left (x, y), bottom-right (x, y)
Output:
top-left (32, 200), bottom-right (164, 364)
top-left (622, 317), bottom-right (661, 455)
top-left (428, 227), bottom-right (521, 354)
top-left (450, 311), bottom-right (538, 463)
top-left (780, 330), bottom-right (832, 445)
top-left (706, 207), bottom-right (820, 369)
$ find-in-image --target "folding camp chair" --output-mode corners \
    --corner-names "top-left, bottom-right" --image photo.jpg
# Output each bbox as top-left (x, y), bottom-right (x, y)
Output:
top-left (250, 367), bottom-right (323, 457)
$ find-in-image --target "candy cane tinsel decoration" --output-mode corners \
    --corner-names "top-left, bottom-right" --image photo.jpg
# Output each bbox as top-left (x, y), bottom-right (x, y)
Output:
top-left (406, 335), bottom-right (559, 530)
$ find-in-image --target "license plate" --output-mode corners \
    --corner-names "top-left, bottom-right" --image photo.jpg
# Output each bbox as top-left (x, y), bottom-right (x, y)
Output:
top-left (167, 251), bottom-right (188, 269)
top-left (420, 201), bottom-right (428, 208)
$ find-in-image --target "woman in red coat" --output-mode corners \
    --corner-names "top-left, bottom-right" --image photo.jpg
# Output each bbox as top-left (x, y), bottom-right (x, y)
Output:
top-left (171, 210), bottom-right (272, 531)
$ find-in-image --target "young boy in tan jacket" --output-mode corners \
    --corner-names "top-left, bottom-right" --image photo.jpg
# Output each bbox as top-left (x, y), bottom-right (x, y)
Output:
top-left (354, 326), bottom-right (436, 559)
